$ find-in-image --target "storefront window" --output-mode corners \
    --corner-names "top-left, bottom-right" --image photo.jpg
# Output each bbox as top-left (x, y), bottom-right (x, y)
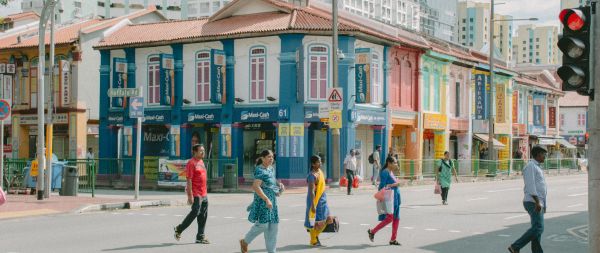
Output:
top-left (196, 51), bottom-right (210, 103)
top-left (250, 46), bottom-right (266, 102)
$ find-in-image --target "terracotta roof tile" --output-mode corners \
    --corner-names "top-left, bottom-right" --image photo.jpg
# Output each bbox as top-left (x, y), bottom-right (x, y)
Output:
top-left (5, 11), bottom-right (40, 21)
top-left (81, 6), bottom-right (161, 34)
top-left (559, 91), bottom-right (589, 107)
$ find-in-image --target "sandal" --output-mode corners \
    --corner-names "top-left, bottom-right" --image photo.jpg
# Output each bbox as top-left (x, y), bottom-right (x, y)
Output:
top-left (240, 239), bottom-right (248, 253)
top-left (367, 229), bottom-right (374, 242)
top-left (389, 240), bottom-right (401, 246)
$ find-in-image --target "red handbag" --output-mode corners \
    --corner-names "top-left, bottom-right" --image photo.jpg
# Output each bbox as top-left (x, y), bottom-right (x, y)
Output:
top-left (340, 176), bottom-right (348, 187)
top-left (434, 182), bottom-right (442, 194)
top-left (352, 176), bottom-right (359, 188)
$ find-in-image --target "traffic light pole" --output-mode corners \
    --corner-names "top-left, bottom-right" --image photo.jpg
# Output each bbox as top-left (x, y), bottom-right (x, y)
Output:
top-left (589, 2), bottom-right (599, 252)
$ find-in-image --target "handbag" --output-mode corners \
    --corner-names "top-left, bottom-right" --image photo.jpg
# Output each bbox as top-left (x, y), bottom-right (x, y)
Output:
top-left (434, 182), bottom-right (442, 195)
top-left (0, 187), bottom-right (6, 206)
top-left (322, 216), bottom-right (339, 233)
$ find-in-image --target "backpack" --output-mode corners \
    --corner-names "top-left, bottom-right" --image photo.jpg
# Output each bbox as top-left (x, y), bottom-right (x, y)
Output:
top-left (368, 153), bottom-right (375, 164)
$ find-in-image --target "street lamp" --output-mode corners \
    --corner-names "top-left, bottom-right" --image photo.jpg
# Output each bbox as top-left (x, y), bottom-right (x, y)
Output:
top-left (487, 0), bottom-right (537, 165)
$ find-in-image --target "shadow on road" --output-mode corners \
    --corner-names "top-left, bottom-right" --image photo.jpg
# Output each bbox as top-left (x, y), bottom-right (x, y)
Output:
top-left (102, 242), bottom-right (194, 251)
top-left (249, 243), bottom-right (385, 252)
top-left (420, 212), bottom-right (588, 253)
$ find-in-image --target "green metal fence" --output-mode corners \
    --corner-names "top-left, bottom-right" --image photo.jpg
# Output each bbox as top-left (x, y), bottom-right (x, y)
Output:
top-left (2, 159), bottom-right (29, 192)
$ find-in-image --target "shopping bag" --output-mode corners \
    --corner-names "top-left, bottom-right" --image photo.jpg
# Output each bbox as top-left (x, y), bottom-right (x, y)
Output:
top-left (434, 182), bottom-right (442, 195)
top-left (322, 216), bottom-right (339, 233)
top-left (352, 176), bottom-right (359, 188)
top-left (374, 188), bottom-right (386, 201)
top-left (0, 187), bottom-right (6, 206)
top-left (376, 189), bottom-right (393, 215)
top-left (340, 176), bottom-right (348, 187)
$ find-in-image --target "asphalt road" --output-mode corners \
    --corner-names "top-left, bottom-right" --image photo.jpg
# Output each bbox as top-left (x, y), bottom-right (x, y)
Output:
top-left (0, 174), bottom-right (588, 253)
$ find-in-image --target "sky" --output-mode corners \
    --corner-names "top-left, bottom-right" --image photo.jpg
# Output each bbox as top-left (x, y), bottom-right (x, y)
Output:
top-left (0, 0), bottom-right (22, 17)
top-left (481, 0), bottom-right (562, 28)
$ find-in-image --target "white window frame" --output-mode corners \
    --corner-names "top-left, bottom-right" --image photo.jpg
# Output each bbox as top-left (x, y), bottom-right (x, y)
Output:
top-left (371, 53), bottom-right (382, 104)
top-left (249, 46), bottom-right (266, 102)
top-left (147, 55), bottom-right (161, 105)
top-left (307, 45), bottom-right (329, 101)
top-left (195, 51), bottom-right (211, 104)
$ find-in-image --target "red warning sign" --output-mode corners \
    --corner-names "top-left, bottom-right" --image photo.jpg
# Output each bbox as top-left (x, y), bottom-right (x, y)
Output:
top-left (328, 88), bottom-right (343, 102)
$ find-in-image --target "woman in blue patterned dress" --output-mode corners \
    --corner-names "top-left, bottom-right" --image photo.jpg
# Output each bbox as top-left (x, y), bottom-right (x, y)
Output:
top-left (240, 150), bottom-right (284, 253)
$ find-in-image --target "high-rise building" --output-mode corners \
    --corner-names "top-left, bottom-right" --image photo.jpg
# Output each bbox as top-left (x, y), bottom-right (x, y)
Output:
top-left (512, 25), bottom-right (560, 65)
top-left (456, 1), bottom-right (513, 63)
top-left (420, 0), bottom-right (457, 42)
top-left (561, 0), bottom-right (586, 9)
top-left (327, 0), bottom-right (421, 31)
top-left (20, 0), bottom-right (234, 23)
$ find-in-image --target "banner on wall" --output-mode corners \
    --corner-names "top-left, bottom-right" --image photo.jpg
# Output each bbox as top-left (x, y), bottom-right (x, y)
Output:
top-left (112, 58), bottom-right (127, 107)
top-left (498, 135), bottom-right (510, 170)
top-left (60, 60), bottom-right (70, 105)
top-left (220, 124), bottom-right (232, 157)
top-left (549, 107), bottom-right (556, 129)
top-left (158, 158), bottom-right (189, 186)
top-left (512, 91), bottom-right (519, 124)
top-left (533, 95), bottom-right (545, 126)
top-left (143, 125), bottom-right (171, 157)
top-left (144, 156), bottom-right (160, 180)
top-left (474, 74), bottom-right (487, 120)
top-left (278, 123), bottom-right (290, 157)
top-left (290, 123), bottom-right (304, 157)
top-left (160, 54), bottom-right (174, 106)
top-left (355, 48), bottom-right (371, 104)
top-left (433, 130), bottom-right (446, 159)
top-left (495, 84), bottom-right (506, 123)
top-left (2, 74), bottom-right (12, 102)
top-left (210, 49), bottom-right (226, 104)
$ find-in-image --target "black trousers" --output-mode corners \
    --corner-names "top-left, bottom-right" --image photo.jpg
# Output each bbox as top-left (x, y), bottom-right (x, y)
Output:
top-left (346, 169), bottom-right (355, 194)
top-left (177, 197), bottom-right (208, 240)
top-left (441, 187), bottom-right (449, 202)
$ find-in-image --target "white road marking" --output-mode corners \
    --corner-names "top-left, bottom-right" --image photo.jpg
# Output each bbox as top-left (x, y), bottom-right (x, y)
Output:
top-left (504, 214), bottom-right (528, 220)
top-left (568, 193), bottom-right (588, 197)
top-left (280, 219), bottom-right (290, 221)
top-left (224, 216), bottom-right (235, 219)
top-left (158, 214), bottom-right (167, 217)
top-left (486, 188), bottom-right (520, 193)
top-left (449, 230), bottom-right (461, 233)
top-left (174, 215), bottom-right (184, 217)
top-left (141, 214), bottom-right (152, 216)
top-left (425, 228), bottom-right (439, 231)
top-left (472, 232), bottom-right (484, 235)
top-left (498, 234), bottom-right (511, 237)
top-left (467, 197), bottom-right (489, 202)
top-left (402, 227), bottom-right (414, 230)
top-left (341, 222), bottom-right (350, 225)
top-left (568, 204), bottom-right (584, 208)
top-left (410, 189), bottom-right (431, 192)
top-left (360, 224), bottom-right (370, 226)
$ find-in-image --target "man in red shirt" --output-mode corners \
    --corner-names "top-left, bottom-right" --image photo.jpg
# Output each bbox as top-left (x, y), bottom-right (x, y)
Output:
top-left (174, 144), bottom-right (209, 244)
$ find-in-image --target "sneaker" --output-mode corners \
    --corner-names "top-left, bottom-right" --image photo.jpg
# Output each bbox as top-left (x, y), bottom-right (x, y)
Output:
top-left (367, 229), bottom-right (375, 242)
top-left (389, 240), bottom-right (401, 246)
top-left (507, 246), bottom-right (519, 253)
top-left (195, 238), bottom-right (210, 244)
top-left (174, 226), bottom-right (181, 241)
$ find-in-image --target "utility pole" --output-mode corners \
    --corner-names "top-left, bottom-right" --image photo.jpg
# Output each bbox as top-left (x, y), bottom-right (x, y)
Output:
top-left (44, 2), bottom-right (56, 199)
top-left (589, 2), bottom-right (599, 251)
top-left (36, 0), bottom-right (55, 200)
top-left (488, 0), bottom-right (496, 164)
top-left (331, 0), bottom-right (341, 187)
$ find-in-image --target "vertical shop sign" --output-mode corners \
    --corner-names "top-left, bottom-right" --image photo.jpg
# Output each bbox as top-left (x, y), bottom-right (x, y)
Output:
top-left (278, 123), bottom-right (290, 157)
top-left (290, 123), bottom-right (304, 157)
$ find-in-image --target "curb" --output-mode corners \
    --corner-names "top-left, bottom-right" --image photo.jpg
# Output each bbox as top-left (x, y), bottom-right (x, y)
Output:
top-left (75, 199), bottom-right (188, 214)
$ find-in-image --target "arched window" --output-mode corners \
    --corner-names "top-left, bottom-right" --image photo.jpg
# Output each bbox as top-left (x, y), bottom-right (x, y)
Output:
top-left (249, 46), bottom-right (266, 102)
top-left (196, 51), bottom-right (210, 103)
top-left (147, 55), bottom-right (160, 105)
top-left (308, 45), bottom-right (329, 101)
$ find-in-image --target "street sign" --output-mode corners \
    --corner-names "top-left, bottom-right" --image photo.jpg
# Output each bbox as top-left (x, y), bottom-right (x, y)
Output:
top-left (328, 88), bottom-right (343, 102)
top-left (0, 99), bottom-right (10, 121)
top-left (129, 97), bottom-right (144, 118)
top-left (329, 110), bottom-right (342, 129)
top-left (108, 88), bottom-right (140, 97)
top-left (318, 103), bottom-right (329, 118)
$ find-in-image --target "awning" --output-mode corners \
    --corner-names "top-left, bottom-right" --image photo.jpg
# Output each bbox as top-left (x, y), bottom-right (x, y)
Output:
top-left (473, 134), bottom-right (506, 148)
top-left (538, 138), bottom-right (557, 146)
top-left (556, 138), bottom-right (577, 149)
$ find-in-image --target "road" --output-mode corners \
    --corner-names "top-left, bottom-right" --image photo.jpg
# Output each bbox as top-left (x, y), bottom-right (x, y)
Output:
top-left (0, 174), bottom-right (588, 253)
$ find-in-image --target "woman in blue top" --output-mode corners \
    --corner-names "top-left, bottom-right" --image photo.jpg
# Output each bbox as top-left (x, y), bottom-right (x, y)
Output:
top-left (368, 156), bottom-right (402, 246)
top-left (240, 150), bottom-right (284, 253)
top-left (304, 155), bottom-right (332, 246)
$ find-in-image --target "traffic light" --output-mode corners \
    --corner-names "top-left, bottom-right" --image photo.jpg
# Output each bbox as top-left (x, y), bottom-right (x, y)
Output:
top-left (557, 7), bottom-right (592, 97)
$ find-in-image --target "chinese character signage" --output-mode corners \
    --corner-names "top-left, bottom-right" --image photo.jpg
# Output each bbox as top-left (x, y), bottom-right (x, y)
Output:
top-left (355, 48), bottom-right (371, 104)
top-left (221, 124), bottom-right (232, 157)
top-left (423, 113), bottom-right (447, 130)
top-left (433, 131), bottom-right (446, 159)
top-left (160, 54), bottom-right (174, 106)
top-left (278, 123), bottom-right (290, 157)
top-left (495, 84), bottom-right (505, 123)
top-left (474, 74), bottom-right (487, 120)
top-left (60, 60), bottom-right (70, 105)
top-left (549, 107), bottom-right (556, 128)
top-left (211, 49), bottom-right (226, 104)
top-left (112, 58), bottom-right (127, 107)
top-left (290, 123), bottom-right (304, 157)
top-left (512, 91), bottom-right (519, 124)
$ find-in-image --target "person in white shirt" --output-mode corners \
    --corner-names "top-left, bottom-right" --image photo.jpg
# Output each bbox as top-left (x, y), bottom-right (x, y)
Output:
top-left (86, 148), bottom-right (94, 159)
top-left (343, 149), bottom-right (357, 195)
top-left (508, 146), bottom-right (547, 253)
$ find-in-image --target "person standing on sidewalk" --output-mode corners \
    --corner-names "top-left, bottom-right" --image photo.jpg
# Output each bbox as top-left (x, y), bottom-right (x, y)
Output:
top-left (343, 149), bottom-right (358, 195)
top-left (304, 155), bottom-right (332, 246)
top-left (371, 145), bottom-right (382, 185)
top-left (436, 151), bottom-right (456, 205)
top-left (508, 146), bottom-right (548, 253)
top-left (367, 156), bottom-right (402, 246)
top-left (240, 150), bottom-right (284, 253)
top-left (174, 144), bottom-right (210, 244)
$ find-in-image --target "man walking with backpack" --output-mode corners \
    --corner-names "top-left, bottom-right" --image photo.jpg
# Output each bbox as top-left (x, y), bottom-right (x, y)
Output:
top-left (369, 145), bottom-right (382, 186)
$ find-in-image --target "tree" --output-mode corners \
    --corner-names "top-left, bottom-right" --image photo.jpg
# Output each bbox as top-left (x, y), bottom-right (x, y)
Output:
top-left (0, 0), bottom-right (12, 6)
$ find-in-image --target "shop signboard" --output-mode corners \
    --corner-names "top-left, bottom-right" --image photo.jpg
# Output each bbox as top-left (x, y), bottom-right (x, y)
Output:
top-left (495, 84), bottom-right (505, 123)
top-left (60, 60), bottom-right (70, 105)
top-left (107, 111), bottom-right (124, 124)
top-left (512, 90), bottom-right (519, 123)
top-left (290, 123), bottom-right (304, 157)
top-left (143, 125), bottom-right (171, 157)
top-left (304, 106), bottom-right (321, 122)
top-left (423, 113), bottom-right (447, 130)
top-left (221, 124), bottom-right (232, 157)
top-left (111, 58), bottom-right (127, 107)
top-left (278, 123), bottom-right (290, 157)
top-left (143, 110), bottom-right (170, 124)
top-left (352, 110), bottom-right (386, 125)
top-left (237, 107), bottom-right (278, 122)
top-left (474, 73), bottom-right (487, 120)
top-left (354, 48), bottom-right (371, 104)
top-left (185, 110), bottom-right (220, 123)
top-left (160, 54), bottom-right (174, 106)
top-left (158, 158), bottom-right (189, 187)
top-left (210, 49), bottom-right (226, 104)
top-left (433, 131), bottom-right (445, 159)
top-left (549, 107), bottom-right (556, 128)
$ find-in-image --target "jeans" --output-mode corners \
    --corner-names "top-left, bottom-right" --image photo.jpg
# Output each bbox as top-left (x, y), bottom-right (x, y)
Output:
top-left (176, 197), bottom-right (208, 240)
top-left (244, 222), bottom-right (279, 253)
top-left (441, 187), bottom-right (449, 202)
top-left (372, 165), bottom-right (380, 184)
top-left (346, 169), bottom-right (355, 194)
top-left (511, 202), bottom-right (545, 253)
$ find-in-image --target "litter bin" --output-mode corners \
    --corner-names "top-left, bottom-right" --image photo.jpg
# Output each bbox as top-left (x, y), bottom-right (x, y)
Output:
top-left (60, 165), bottom-right (79, 196)
top-left (223, 164), bottom-right (236, 189)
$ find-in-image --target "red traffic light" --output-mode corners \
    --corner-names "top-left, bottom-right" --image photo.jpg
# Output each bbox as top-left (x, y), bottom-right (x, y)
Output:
top-left (560, 8), bottom-right (587, 31)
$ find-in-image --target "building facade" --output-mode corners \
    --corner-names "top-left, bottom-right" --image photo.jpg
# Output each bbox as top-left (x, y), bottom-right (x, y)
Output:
top-left (513, 25), bottom-right (560, 65)
top-left (0, 11), bottom-right (40, 32)
top-left (559, 92), bottom-right (588, 154)
top-left (419, 0), bottom-right (457, 43)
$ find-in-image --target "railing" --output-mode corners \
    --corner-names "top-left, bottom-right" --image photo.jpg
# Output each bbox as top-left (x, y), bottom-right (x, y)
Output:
top-left (2, 159), bottom-right (29, 192)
